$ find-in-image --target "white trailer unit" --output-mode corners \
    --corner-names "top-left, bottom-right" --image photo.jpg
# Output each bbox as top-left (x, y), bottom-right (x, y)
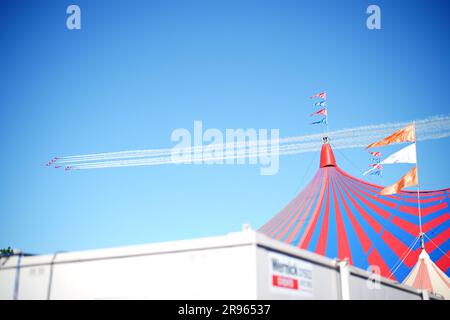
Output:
top-left (0, 228), bottom-right (439, 300)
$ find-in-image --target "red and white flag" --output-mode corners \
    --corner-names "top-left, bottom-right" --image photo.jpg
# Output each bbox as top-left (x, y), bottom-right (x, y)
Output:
top-left (363, 164), bottom-right (382, 176)
top-left (309, 108), bottom-right (327, 117)
top-left (310, 92), bottom-right (327, 100)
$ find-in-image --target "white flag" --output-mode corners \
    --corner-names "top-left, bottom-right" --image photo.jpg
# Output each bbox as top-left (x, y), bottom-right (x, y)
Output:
top-left (381, 143), bottom-right (417, 165)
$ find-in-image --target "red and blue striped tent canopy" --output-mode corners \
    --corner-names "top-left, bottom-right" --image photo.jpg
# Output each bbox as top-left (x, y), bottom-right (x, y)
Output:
top-left (259, 143), bottom-right (450, 282)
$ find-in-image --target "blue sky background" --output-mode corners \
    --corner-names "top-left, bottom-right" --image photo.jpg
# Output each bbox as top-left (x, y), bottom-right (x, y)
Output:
top-left (1, 0), bottom-right (449, 254)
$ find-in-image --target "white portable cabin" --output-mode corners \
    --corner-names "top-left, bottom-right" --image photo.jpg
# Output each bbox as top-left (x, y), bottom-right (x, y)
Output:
top-left (0, 227), bottom-right (441, 300)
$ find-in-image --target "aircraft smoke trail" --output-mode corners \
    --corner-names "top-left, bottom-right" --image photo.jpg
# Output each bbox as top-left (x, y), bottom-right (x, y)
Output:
top-left (52, 114), bottom-right (450, 170)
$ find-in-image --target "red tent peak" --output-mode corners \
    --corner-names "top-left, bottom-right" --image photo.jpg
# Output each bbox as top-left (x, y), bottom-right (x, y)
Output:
top-left (320, 143), bottom-right (336, 168)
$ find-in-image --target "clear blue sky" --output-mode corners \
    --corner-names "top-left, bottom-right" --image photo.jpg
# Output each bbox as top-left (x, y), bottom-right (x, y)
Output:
top-left (1, 0), bottom-right (449, 254)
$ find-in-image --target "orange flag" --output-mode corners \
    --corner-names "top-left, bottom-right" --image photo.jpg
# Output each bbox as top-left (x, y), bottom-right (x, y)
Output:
top-left (379, 166), bottom-right (418, 195)
top-left (367, 124), bottom-right (416, 149)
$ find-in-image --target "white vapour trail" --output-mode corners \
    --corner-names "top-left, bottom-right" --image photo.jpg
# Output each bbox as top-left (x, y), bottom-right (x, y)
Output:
top-left (72, 127), bottom-right (450, 170)
top-left (59, 114), bottom-right (450, 165)
top-left (58, 114), bottom-right (450, 170)
top-left (58, 115), bottom-right (450, 164)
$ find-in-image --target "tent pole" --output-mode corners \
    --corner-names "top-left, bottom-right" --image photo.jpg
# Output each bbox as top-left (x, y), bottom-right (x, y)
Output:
top-left (414, 121), bottom-right (424, 249)
top-left (325, 94), bottom-right (329, 135)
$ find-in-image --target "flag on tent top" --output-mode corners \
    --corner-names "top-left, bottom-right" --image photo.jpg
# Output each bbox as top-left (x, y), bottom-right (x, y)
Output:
top-left (363, 164), bottom-right (382, 176)
top-left (379, 166), bottom-right (418, 195)
top-left (313, 101), bottom-right (326, 107)
top-left (369, 151), bottom-right (381, 157)
top-left (310, 92), bottom-right (327, 100)
top-left (367, 124), bottom-right (416, 149)
top-left (311, 117), bottom-right (327, 125)
top-left (380, 143), bottom-right (417, 165)
top-left (309, 108), bottom-right (327, 117)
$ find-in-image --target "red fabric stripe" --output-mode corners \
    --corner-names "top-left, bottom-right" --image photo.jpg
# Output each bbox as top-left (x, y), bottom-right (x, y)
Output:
top-left (426, 229), bottom-right (450, 250)
top-left (284, 193), bottom-right (319, 243)
top-left (339, 177), bottom-right (392, 220)
top-left (263, 173), bottom-right (316, 235)
top-left (335, 166), bottom-right (450, 195)
top-left (338, 175), bottom-right (383, 234)
top-left (412, 260), bottom-right (432, 291)
top-left (315, 176), bottom-right (331, 255)
top-left (341, 174), bottom-right (398, 209)
top-left (335, 167), bottom-right (402, 200)
top-left (265, 186), bottom-right (308, 236)
top-left (390, 216), bottom-right (419, 236)
top-left (285, 172), bottom-right (325, 243)
top-left (404, 195), bottom-right (446, 204)
top-left (273, 191), bottom-right (311, 240)
top-left (335, 183), bottom-right (372, 253)
top-left (268, 170), bottom-right (322, 238)
top-left (354, 187), bottom-right (398, 209)
top-left (435, 252), bottom-right (450, 275)
top-left (381, 230), bottom-right (418, 268)
top-left (422, 214), bottom-right (449, 233)
top-left (299, 169), bottom-right (329, 249)
top-left (276, 171), bottom-right (323, 241)
top-left (332, 173), bottom-right (353, 264)
top-left (266, 184), bottom-right (312, 236)
top-left (399, 202), bottom-right (448, 217)
top-left (368, 248), bottom-right (394, 281)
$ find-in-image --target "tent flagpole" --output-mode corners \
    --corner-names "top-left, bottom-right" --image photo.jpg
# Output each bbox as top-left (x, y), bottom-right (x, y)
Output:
top-left (326, 94), bottom-right (329, 135)
top-left (414, 121), bottom-right (424, 249)
top-left (324, 93), bottom-right (329, 138)
top-left (416, 165), bottom-right (424, 249)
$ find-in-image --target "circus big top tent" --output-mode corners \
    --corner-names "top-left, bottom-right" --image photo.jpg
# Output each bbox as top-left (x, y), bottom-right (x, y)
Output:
top-left (259, 141), bottom-right (450, 287)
